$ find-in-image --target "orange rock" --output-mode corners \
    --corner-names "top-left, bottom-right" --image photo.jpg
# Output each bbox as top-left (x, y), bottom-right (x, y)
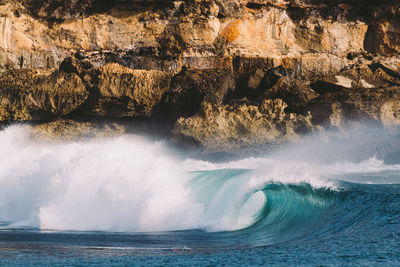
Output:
top-left (220, 20), bottom-right (242, 43)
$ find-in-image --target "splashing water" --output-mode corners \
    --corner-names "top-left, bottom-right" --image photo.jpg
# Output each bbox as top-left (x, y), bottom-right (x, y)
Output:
top-left (1, 124), bottom-right (400, 233)
top-left (0, 124), bottom-right (400, 266)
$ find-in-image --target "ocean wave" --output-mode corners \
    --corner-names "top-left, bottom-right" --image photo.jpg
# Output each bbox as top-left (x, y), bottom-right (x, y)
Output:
top-left (0, 125), bottom-right (399, 248)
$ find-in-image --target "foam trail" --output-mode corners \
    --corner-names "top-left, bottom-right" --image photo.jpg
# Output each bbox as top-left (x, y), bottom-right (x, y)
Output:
top-left (0, 124), bottom-right (400, 233)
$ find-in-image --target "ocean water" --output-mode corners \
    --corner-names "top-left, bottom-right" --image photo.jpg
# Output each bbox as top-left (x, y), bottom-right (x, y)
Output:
top-left (0, 125), bottom-right (399, 266)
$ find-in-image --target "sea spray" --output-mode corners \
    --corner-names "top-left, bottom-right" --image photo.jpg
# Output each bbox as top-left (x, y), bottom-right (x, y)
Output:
top-left (0, 126), bottom-right (203, 231)
top-left (1, 124), bottom-right (400, 235)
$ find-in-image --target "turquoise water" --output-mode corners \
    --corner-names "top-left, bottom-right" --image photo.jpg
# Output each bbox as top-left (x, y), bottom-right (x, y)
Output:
top-left (0, 125), bottom-right (399, 266)
top-left (1, 171), bottom-right (399, 266)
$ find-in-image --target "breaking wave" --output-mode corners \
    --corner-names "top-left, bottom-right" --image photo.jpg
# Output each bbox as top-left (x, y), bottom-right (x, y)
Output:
top-left (0, 124), bottom-right (400, 247)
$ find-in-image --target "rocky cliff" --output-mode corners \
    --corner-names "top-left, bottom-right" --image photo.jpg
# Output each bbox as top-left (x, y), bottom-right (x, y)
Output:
top-left (0, 0), bottom-right (399, 152)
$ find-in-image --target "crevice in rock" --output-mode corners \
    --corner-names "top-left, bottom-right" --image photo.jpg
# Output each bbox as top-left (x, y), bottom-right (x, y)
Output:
top-left (246, 2), bottom-right (265, 10)
top-left (364, 24), bottom-right (377, 54)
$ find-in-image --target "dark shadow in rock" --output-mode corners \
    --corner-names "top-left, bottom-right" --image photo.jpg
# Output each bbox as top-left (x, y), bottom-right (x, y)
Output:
top-left (310, 80), bottom-right (344, 95)
top-left (364, 24), bottom-right (377, 54)
top-left (163, 68), bottom-right (235, 119)
top-left (20, 0), bottom-right (175, 22)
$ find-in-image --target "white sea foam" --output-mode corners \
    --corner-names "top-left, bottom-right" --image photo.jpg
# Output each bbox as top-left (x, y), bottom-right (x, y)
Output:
top-left (0, 124), bottom-right (399, 232)
top-left (0, 126), bottom-right (203, 232)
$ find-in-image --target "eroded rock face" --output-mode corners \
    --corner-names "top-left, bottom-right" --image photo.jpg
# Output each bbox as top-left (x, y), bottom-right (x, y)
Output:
top-left (0, 0), bottom-right (398, 72)
top-left (29, 119), bottom-right (126, 140)
top-left (260, 76), bottom-right (319, 113)
top-left (308, 62), bottom-right (400, 127)
top-left (0, 69), bottom-right (87, 121)
top-left (173, 99), bottom-right (314, 152)
top-left (0, 0), bottom-right (399, 152)
top-left (90, 63), bottom-right (171, 117)
top-left (165, 69), bottom-right (235, 119)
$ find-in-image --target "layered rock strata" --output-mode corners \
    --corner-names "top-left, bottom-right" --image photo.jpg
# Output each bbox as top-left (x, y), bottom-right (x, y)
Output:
top-left (0, 0), bottom-right (399, 152)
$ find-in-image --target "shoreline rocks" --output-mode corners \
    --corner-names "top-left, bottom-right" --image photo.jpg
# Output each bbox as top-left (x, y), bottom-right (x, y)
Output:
top-left (0, 69), bottom-right (87, 121)
top-left (0, 0), bottom-right (399, 152)
top-left (173, 99), bottom-right (314, 152)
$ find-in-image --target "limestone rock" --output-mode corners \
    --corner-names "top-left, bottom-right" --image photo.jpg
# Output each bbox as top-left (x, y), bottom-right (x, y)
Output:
top-left (165, 69), bottom-right (235, 118)
top-left (173, 99), bottom-right (314, 152)
top-left (248, 69), bottom-right (265, 89)
top-left (29, 119), bottom-right (126, 140)
top-left (0, 69), bottom-right (87, 121)
top-left (0, 0), bottom-right (397, 72)
top-left (59, 56), bottom-right (94, 77)
top-left (90, 63), bottom-right (171, 117)
top-left (380, 101), bottom-right (400, 127)
top-left (261, 78), bottom-right (319, 113)
top-left (0, 0), bottom-right (399, 151)
top-left (308, 63), bottom-right (400, 127)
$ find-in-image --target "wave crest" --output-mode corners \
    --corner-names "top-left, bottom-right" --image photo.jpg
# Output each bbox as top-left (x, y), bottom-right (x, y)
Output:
top-left (0, 125), bottom-right (399, 245)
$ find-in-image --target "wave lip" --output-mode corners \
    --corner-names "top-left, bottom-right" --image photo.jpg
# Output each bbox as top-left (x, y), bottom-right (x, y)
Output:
top-left (188, 167), bottom-right (400, 248)
top-left (189, 169), bottom-right (336, 246)
top-left (234, 183), bottom-right (335, 246)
